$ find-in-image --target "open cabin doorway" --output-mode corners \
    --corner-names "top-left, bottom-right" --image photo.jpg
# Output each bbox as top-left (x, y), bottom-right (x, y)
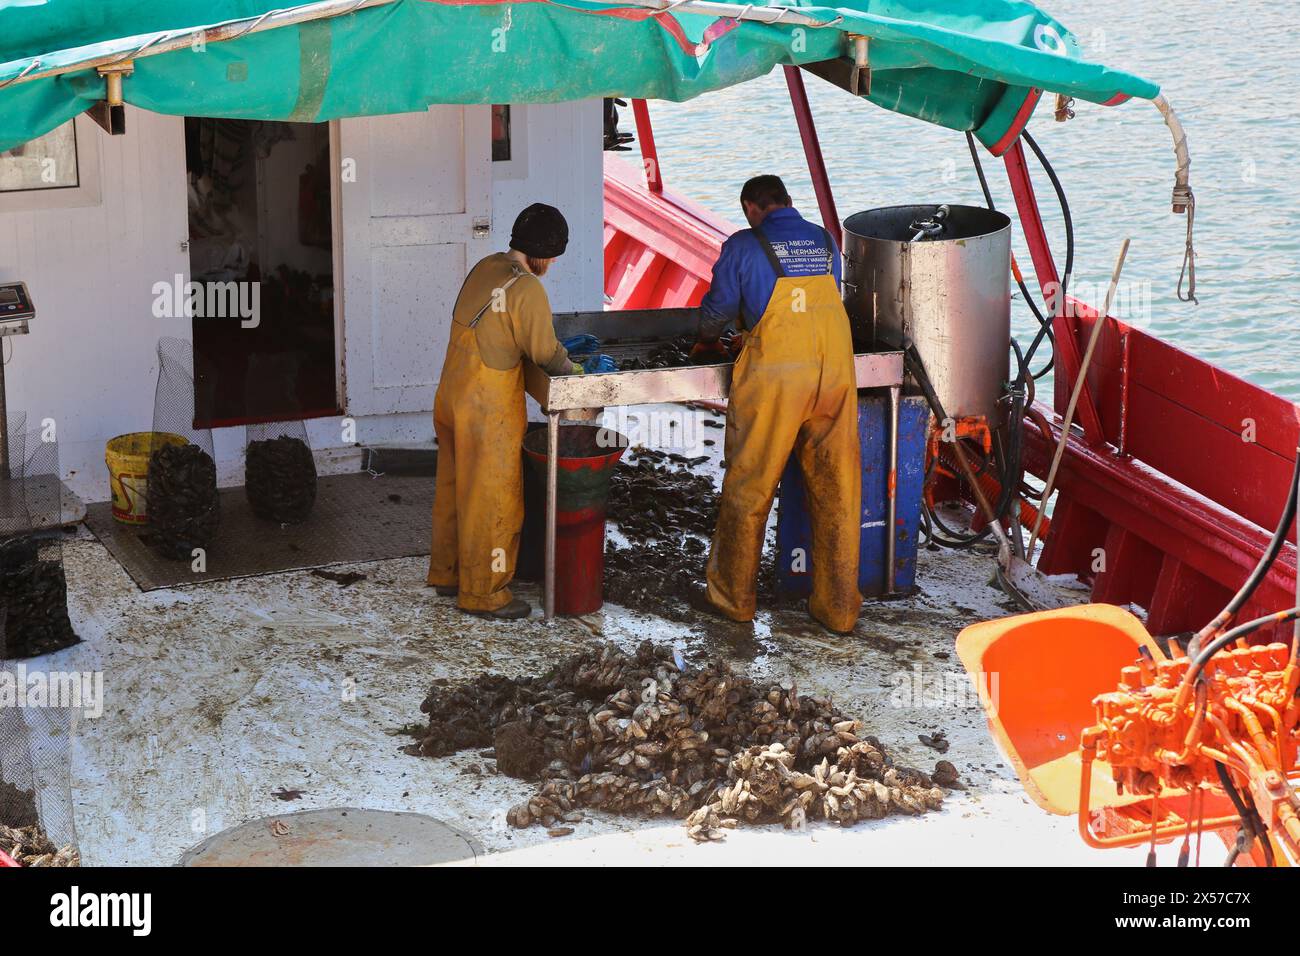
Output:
top-left (183, 118), bottom-right (340, 428)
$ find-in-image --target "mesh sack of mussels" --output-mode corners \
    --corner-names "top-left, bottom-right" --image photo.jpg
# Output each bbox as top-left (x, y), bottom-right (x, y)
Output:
top-left (146, 444), bottom-right (220, 560)
top-left (245, 421), bottom-right (317, 524)
top-left (148, 338), bottom-right (221, 560)
top-left (408, 641), bottom-right (958, 842)
top-left (0, 426), bottom-right (79, 659)
top-left (0, 537), bottom-right (78, 659)
top-left (0, 698), bottom-right (80, 866)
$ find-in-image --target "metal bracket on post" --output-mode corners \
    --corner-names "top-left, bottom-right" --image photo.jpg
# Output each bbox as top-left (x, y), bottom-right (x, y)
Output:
top-left (847, 35), bottom-right (870, 96)
top-left (88, 61), bottom-right (133, 136)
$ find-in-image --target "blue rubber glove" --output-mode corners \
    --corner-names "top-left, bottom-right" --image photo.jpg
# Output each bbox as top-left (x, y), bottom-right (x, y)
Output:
top-left (582, 353), bottom-right (618, 374)
top-left (562, 333), bottom-right (600, 357)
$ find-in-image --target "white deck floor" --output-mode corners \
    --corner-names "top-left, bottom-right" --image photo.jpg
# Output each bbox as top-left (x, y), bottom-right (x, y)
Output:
top-left (35, 523), bottom-right (1174, 867)
top-left (24, 403), bottom-right (1178, 866)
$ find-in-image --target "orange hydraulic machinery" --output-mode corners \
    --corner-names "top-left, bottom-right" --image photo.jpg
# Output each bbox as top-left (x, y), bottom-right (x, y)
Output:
top-left (1080, 628), bottom-right (1300, 863)
top-left (959, 604), bottom-right (1300, 866)
top-left (958, 447), bottom-right (1300, 866)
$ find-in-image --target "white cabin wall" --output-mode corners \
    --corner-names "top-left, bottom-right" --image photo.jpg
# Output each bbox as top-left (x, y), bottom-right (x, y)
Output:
top-left (340, 100), bottom-right (605, 443)
top-left (490, 101), bottom-right (604, 314)
top-left (0, 109), bottom-right (190, 502)
top-left (0, 101), bottom-right (605, 502)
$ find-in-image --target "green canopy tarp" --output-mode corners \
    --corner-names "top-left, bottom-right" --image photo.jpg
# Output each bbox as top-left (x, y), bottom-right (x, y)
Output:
top-left (0, 0), bottom-right (1159, 153)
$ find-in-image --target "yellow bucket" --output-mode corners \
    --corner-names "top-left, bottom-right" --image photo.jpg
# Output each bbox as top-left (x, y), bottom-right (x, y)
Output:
top-left (105, 432), bottom-right (187, 524)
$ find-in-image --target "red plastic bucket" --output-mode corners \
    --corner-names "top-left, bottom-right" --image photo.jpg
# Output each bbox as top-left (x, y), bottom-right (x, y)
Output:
top-left (523, 424), bottom-right (628, 615)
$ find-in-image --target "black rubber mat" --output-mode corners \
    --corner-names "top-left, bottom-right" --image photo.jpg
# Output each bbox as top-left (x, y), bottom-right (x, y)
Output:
top-left (84, 472), bottom-right (432, 591)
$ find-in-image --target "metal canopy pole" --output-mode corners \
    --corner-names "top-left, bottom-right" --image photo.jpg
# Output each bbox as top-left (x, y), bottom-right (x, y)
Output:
top-left (784, 66), bottom-right (841, 240)
top-left (631, 99), bottom-right (663, 194)
top-left (1002, 141), bottom-right (1106, 444)
top-left (886, 383), bottom-right (900, 594)
top-left (544, 409), bottom-right (560, 620)
top-left (0, 355), bottom-right (8, 481)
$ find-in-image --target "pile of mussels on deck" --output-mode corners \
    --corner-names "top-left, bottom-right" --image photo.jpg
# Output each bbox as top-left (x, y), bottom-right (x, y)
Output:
top-left (146, 443), bottom-right (220, 560)
top-left (0, 781), bottom-right (79, 867)
top-left (408, 640), bottom-right (959, 841)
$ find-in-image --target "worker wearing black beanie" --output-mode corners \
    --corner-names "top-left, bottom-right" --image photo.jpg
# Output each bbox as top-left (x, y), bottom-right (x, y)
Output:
top-left (509, 203), bottom-right (569, 265)
top-left (427, 204), bottom-right (580, 620)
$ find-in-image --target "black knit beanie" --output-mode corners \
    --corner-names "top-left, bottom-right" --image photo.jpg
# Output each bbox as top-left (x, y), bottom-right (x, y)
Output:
top-left (509, 203), bottom-right (569, 258)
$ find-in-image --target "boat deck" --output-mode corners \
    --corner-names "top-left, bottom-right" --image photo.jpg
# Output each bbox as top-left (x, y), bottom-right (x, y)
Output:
top-left (50, 543), bottom-right (1177, 865)
top-left (41, 403), bottom-right (1174, 866)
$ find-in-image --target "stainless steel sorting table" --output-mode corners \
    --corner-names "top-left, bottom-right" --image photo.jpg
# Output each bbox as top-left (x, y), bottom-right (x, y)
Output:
top-left (525, 308), bottom-right (905, 619)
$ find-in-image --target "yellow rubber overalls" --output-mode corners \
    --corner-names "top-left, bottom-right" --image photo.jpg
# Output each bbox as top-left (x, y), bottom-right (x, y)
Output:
top-left (706, 229), bottom-right (864, 633)
top-left (427, 265), bottom-right (530, 612)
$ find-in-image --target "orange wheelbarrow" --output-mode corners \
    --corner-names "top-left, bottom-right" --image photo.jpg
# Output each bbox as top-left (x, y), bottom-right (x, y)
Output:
top-left (956, 604), bottom-right (1244, 855)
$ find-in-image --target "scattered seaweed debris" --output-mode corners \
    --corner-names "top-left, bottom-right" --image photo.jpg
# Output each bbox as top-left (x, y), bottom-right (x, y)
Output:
top-left (146, 443), bottom-right (220, 560)
top-left (310, 568), bottom-right (366, 588)
top-left (246, 436), bottom-right (317, 524)
top-left (603, 455), bottom-right (797, 617)
top-left (603, 455), bottom-right (717, 618)
top-left (919, 730), bottom-right (950, 753)
top-left (407, 641), bottom-right (957, 842)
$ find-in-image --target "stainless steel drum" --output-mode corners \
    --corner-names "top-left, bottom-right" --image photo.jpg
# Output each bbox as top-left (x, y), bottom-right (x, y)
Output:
top-left (842, 204), bottom-right (1011, 425)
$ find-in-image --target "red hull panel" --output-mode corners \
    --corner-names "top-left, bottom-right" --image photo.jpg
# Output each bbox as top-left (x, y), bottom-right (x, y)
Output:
top-left (603, 155), bottom-right (732, 309)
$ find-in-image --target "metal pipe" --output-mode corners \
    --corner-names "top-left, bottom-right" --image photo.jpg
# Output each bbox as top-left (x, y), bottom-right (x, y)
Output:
top-left (631, 99), bottom-right (662, 193)
top-left (783, 66), bottom-right (840, 240)
top-left (1027, 237), bottom-right (1130, 561)
top-left (544, 409), bottom-right (560, 620)
top-left (886, 384), bottom-right (900, 593)
top-left (1002, 141), bottom-right (1106, 442)
top-left (0, 0), bottom-right (396, 88)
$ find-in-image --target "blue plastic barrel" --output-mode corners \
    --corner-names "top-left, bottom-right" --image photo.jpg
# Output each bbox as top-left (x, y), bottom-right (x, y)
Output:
top-left (774, 394), bottom-right (928, 598)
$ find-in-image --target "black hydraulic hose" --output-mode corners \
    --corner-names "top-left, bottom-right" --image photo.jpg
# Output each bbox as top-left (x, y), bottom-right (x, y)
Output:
top-left (965, 130), bottom-right (994, 207)
top-left (904, 341), bottom-right (947, 428)
top-left (1000, 338), bottom-right (1030, 556)
top-left (929, 501), bottom-right (992, 547)
top-left (965, 131), bottom-right (1055, 379)
top-left (1189, 606), bottom-right (1300, 684)
top-left (1020, 130), bottom-right (1075, 378)
top-left (1215, 762), bottom-right (1276, 867)
top-left (1187, 445), bottom-right (1300, 659)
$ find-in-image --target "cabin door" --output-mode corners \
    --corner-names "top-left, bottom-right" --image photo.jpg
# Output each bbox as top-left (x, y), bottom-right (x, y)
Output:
top-left (338, 106), bottom-right (493, 417)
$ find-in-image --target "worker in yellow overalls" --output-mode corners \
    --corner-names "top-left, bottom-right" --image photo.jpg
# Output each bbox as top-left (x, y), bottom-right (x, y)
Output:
top-left (692, 176), bottom-right (863, 634)
top-left (428, 204), bottom-right (582, 619)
